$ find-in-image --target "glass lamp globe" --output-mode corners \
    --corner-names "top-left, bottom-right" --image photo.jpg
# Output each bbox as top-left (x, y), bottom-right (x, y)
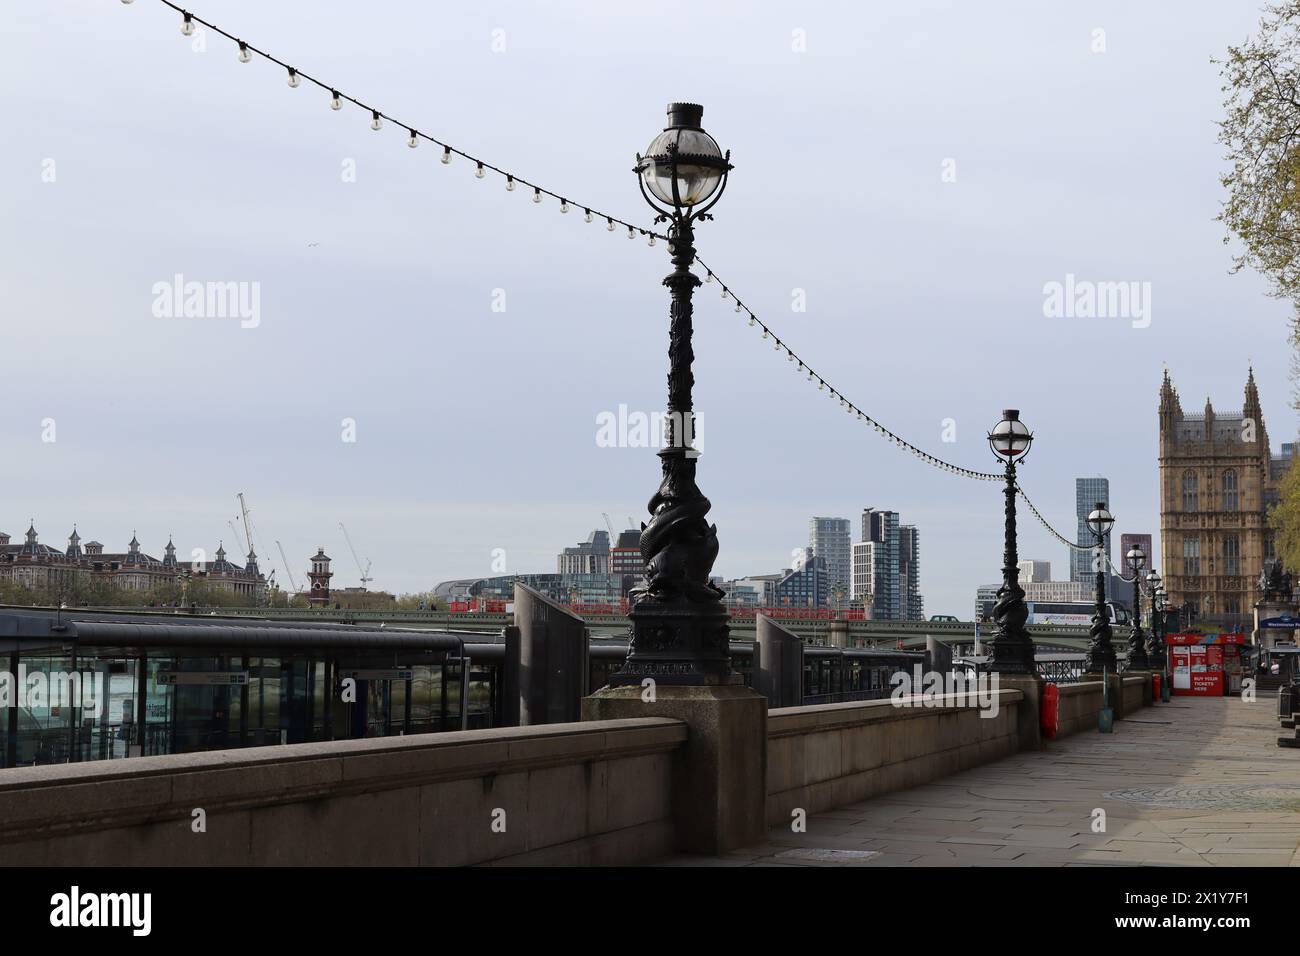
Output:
top-left (1086, 503), bottom-right (1114, 539)
top-left (636, 103), bottom-right (728, 208)
top-left (988, 409), bottom-right (1032, 460)
top-left (1127, 544), bottom-right (1146, 572)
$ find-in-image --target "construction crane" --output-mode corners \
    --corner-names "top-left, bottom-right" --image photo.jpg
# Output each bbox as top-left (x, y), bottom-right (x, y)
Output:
top-left (275, 540), bottom-right (301, 594)
top-left (226, 520), bottom-right (248, 555)
top-left (339, 522), bottom-right (373, 589)
top-left (627, 516), bottom-right (637, 532)
top-left (602, 513), bottom-right (617, 540)
top-left (237, 492), bottom-right (257, 559)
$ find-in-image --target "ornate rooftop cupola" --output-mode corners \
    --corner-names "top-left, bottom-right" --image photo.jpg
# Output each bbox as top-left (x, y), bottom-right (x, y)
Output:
top-left (163, 537), bottom-right (177, 567)
top-left (245, 547), bottom-right (259, 577)
top-left (66, 526), bottom-right (82, 559)
top-left (127, 532), bottom-right (141, 563)
top-left (22, 521), bottom-right (39, 557)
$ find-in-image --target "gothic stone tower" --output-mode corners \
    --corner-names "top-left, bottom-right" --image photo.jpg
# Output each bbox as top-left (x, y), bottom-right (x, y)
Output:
top-left (1158, 367), bottom-right (1277, 628)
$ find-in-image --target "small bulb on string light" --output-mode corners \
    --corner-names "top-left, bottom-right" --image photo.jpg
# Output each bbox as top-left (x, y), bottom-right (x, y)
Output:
top-left (560, 200), bottom-right (569, 214)
top-left (647, 233), bottom-right (654, 246)
top-left (533, 188), bottom-right (543, 204)
top-left (734, 301), bottom-right (742, 312)
top-left (407, 128), bottom-right (418, 148)
top-left (774, 339), bottom-right (782, 350)
top-left (704, 272), bottom-right (713, 283)
top-left (628, 226), bottom-right (635, 239)
top-left (761, 328), bottom-right (768, 339)
top-left (475, 162), bottom-right (485, 179)
top-left (121, 0), bottom-right (134, 4)
top-left (287, 68), bottom-right (300, 88)
top-left (721, 287), bottom-right (728, 299)
top-left (181, 12), bottom-right (195, 36)
top-left (818, 382), bottom-right (825, 391)
top-left (330, 90), bottom-right (342, 111)
top-left (808, 370), bottom-right (814, 381)
top-left (748, 315), bottom-right (756, 327)
top-left (584, 209), bottom-right (592, 223)
top-left (606, 218), bottom-right (615, 231)
top-left (506, 176), bottom-right (515, 191)
top-left (238, 41), bottom-right (251, 63)
top-left (441, 146), bottom-right (451, 165)
top-left (370, 111), bottom-right (383, 131)
top-left (787, 351), bottom-right (795, 362)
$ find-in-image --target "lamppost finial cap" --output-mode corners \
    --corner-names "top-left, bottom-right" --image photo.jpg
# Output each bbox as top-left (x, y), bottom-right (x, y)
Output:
top-left (667, 102), bottom-right (705, 130)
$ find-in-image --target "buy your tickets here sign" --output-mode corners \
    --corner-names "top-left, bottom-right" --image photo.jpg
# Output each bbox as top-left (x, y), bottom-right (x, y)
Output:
top-left (1166, 633), bottom-right (1245, 696)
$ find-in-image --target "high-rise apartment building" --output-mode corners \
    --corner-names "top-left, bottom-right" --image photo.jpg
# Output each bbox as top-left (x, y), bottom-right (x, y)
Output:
top-left (808, 517), bottom-right (852, 603)
top-left (1072, 477), bottom-right (1111, 583)
top-left (899, 525), bottom-right (923, 620)
top-left (851, 508), bottom-right (920, 620)
top-left (1118, 533), bottom-right (1153, 576)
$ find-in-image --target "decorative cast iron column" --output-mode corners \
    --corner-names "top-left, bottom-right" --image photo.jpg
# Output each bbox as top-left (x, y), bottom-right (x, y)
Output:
top-left (613, 103), bottom-right (734, 686)
top-left (987, 411), bottom-right (1036, 675)
top-left (1127, 546), bottom-right (1150, 670)
top-left (1084, 503), bottom-right (1117, 673)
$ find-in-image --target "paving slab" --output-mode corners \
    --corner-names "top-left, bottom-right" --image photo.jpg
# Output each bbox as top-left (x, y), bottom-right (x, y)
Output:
top-left (665, 695), bottom-right (1300, 867)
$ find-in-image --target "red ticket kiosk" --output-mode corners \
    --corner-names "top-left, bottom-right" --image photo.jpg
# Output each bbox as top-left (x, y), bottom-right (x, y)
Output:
top-left (1167, 632), bottom-right (1246, 696)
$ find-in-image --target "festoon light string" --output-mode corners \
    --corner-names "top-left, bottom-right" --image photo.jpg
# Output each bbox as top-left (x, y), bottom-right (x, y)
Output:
top-left (126, 0), bottom-right (1097, 556)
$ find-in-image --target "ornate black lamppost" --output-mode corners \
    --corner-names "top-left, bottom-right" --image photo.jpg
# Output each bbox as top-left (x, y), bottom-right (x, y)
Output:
top-left (613, 103), bottom-right (734, 686)
top-left (987, 410), bottom-right (1036, 674)
top-left (1145, 568), bottom-right (1165, 672)
top-left (1126, 543), bottom-right (1151, 670)
top-left (1154, 583), bottom-right (1170, 700)
top-left (1084, 502), bottom-right (1116, 673)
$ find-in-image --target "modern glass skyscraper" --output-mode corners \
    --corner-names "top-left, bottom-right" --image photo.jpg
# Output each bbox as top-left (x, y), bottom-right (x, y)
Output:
top-left (809, 517), bottom-right (851, 604)
top-left (1071, 477), bottom-right (1111, 584)
top-left (899, 525), bottom-right (923, 620)
top-left (856, 508), bottom-right (901, 619)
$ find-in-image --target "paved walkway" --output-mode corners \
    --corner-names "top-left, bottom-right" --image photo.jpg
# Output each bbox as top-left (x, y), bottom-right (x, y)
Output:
top-left (666, 695), bottom-right (1300, 866)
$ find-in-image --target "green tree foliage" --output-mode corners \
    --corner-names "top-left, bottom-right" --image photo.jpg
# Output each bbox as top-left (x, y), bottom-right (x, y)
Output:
top-left (1217, 2), bottom-right (1300, 369)
top-left (1270, 457), bottom-right (1300, 570)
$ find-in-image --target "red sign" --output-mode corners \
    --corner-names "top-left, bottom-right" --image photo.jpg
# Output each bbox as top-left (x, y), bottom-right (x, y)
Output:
top-left (1171, 644), bottom-right (1226, 696)
top-left (1166, 632), bottom-right (1246, 646)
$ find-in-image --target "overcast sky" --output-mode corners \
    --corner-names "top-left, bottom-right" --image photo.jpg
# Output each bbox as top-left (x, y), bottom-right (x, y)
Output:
top-left (0, 0), bottom-right (1291, 615)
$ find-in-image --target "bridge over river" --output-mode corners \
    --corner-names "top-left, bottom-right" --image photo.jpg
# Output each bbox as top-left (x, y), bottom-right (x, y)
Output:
top-left (189, 606), bottom-right (1124, 654)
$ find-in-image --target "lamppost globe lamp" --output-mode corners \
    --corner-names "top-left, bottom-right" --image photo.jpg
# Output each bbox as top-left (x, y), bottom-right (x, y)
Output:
top-left (635, 104), bottom-right (732, 219)
top-left (1127, 544), bottom-right (1146, 573)
top-left (613, 104), bottom-right (736, 687)
top-left (988, 410), bottom-right (1033, 461)
top-left (985, 409), bottom-right (1036, 674)
top-left (1086, 504), bottom-right (1114, 540)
